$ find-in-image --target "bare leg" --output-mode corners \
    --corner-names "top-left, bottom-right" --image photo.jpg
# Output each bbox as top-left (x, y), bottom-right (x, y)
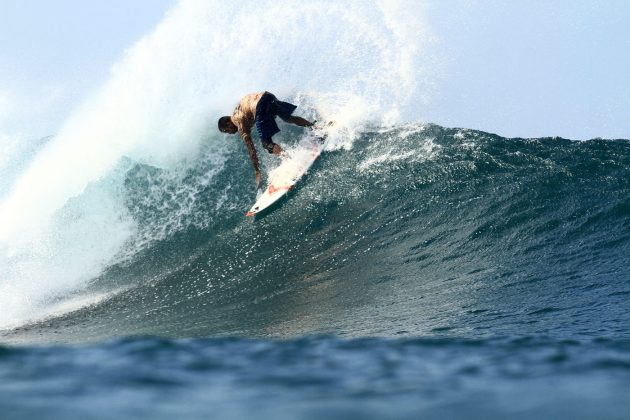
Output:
top-left (282, 115), bottom-right (314, 127)
top-left (271, 144), bottom-right (284, 155)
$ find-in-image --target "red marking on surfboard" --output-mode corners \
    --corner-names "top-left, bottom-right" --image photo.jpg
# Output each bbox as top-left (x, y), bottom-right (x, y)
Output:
top-left (268, 184), bottom-right (294, 194)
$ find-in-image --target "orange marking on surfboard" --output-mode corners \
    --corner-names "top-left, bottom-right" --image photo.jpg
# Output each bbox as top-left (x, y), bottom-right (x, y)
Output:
top-left (268, 184), bottom-right (293, 194)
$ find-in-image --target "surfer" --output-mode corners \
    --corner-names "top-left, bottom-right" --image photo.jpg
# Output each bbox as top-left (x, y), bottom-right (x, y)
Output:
top-left (218, 92), bottom-right (314, 188)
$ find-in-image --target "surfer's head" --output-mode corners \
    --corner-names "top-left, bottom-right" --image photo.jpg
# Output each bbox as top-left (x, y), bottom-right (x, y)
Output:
top-left (218, 116), bottom-right (238, 134)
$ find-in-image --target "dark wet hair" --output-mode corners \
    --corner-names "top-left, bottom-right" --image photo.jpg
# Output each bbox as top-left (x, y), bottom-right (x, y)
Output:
top-left (218, 116), bottom-right (232, 131)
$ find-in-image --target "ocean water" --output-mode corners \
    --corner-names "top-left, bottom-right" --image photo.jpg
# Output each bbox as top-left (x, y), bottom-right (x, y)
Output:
top-left (2, 1), bottom-right (630, 419)
top-left (2, 125), bottom-right (629, 419)
top-left (2, 336), bottom-right (629, 420)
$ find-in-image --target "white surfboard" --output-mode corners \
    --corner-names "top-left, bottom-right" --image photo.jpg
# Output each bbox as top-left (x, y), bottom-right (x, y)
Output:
top-left (246, 132), bottom-right (327, 217)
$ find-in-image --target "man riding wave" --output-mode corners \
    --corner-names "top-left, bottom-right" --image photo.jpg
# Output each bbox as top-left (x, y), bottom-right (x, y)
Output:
top-left (218, 92), bottom-right (314, 188)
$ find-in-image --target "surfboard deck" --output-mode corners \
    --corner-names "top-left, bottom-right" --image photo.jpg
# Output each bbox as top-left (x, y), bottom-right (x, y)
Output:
top-left (245, 131), bottom-right (327, 217)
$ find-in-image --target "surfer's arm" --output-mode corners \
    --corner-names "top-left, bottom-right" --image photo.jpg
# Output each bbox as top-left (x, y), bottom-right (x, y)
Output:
top-left (241, 131), bottom-right (261, 188)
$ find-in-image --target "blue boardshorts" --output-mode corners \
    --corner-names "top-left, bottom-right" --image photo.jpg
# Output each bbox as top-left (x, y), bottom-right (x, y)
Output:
top-left (255, 92), bottom-right (297, 153)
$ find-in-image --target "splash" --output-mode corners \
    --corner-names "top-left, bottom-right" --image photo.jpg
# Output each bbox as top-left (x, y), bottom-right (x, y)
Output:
top-left (0, 0), bottom-right (432, 329)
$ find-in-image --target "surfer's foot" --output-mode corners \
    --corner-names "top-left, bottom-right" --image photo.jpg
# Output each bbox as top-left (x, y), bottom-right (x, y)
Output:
top-left (271, 144), bottom-right (284, 156)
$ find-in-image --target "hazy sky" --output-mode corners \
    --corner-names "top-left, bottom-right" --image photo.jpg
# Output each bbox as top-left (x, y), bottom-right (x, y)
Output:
top-left (1, 0), bottom-right (628, 140)
top-left (0, 1), bottom-right (174, 137)
top-left (426, 0), bottom-right (630, 139)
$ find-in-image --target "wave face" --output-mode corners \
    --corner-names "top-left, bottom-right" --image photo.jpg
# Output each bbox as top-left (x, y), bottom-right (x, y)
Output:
top-left (3, 124), bottom-right (629, 343)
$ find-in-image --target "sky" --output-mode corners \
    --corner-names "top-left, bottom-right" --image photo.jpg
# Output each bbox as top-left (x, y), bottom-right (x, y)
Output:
top-left (1, 0), bottom-right (629, 140)
top-left (426, 0), bottom-right (630, 139)
top-left (0, 1), bottom-right (174, 137)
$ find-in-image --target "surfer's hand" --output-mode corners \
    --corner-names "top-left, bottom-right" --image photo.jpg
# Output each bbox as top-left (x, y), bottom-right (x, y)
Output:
top-left (255, 171), bottom-right (261, 189)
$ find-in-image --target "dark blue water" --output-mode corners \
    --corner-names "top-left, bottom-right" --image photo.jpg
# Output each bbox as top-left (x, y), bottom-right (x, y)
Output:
top-left (2, 124), bottom-right (630, 418)
top-left (2, 336), bottom-right (630, 419)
